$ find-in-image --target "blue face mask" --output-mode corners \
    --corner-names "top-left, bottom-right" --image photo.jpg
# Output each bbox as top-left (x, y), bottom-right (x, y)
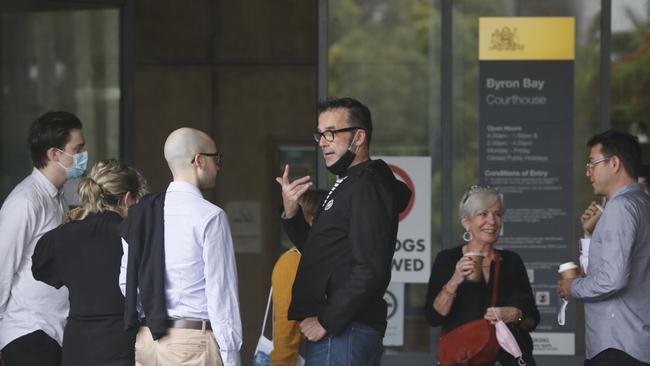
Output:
top-left (57, 149), bottom-right (88, 179)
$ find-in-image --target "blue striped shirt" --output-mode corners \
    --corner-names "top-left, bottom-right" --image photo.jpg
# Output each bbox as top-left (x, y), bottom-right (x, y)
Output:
top-left (571, 183), bottom-right (650, 362)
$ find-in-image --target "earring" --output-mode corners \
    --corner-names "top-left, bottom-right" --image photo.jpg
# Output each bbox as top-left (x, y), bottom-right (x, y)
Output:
top-left (462, 230), bottom-right (472, 242)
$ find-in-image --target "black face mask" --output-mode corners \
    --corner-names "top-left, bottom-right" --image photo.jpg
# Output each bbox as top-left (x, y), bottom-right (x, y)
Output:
top-left (326, 130), bottom-right (359, 176)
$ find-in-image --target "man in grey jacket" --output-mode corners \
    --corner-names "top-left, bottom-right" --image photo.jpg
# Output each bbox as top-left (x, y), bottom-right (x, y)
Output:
top-left (558, 130), bottom-right (650, 366)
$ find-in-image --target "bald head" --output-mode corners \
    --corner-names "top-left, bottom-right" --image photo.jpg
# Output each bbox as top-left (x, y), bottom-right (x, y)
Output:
top-left (164, 127), bottom-right (216, 176)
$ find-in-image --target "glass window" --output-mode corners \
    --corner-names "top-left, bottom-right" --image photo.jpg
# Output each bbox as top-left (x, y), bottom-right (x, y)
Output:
top-left (328, 0), bottom-right (602, 360)
top-left (611, 0), bottom-right (650, 157)
top-left (0, 8), bottom-right (120, 203)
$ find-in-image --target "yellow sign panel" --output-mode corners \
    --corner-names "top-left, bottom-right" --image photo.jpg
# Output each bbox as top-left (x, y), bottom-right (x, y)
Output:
top-left (479, 17), bottom-right (574, 60)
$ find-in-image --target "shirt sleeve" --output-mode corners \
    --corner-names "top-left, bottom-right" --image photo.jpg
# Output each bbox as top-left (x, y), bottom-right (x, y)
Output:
top-left (318, 178), bottom-right (395, 335)
top-left (572, 199), bottom-right (636, 301)
top-left (204, 211), bottom-right (242, 366)
top-left (270, 250), bottom-right (302, 365)
top-left (0, 196), bottom-right (35, 317)
top-left (31, 230), bottom-right (64, 289)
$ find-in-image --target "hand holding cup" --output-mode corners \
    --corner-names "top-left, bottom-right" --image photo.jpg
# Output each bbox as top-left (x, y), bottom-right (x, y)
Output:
top-left (463, 252), bottom-right (484, 283)
top-left (451, 256), bottom-right (475, 285)
top-left (556, 261), bottom-right (579, 300)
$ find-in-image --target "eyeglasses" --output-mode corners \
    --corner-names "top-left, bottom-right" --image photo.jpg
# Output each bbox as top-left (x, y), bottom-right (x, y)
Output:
top-left (191, 152), bottom-right (222, 166)
top-left (585, 156), bottom-right (610, 171)
top-left (313, 127), bottom-right (360, 143)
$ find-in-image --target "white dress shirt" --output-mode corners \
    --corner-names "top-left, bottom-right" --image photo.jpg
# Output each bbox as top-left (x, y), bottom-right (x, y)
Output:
top-left (0, 168), bottom-right (69, 349)
top-left (120, 181), bottom-right (242, 366)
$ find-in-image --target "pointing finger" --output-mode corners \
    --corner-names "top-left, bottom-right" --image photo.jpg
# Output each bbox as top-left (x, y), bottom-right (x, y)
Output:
top-left (282, 164), bottom-right (290, 185)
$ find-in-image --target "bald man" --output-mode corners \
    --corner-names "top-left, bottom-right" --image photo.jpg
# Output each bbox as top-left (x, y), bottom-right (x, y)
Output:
top-left (119, 128), bottom-right (242, 366)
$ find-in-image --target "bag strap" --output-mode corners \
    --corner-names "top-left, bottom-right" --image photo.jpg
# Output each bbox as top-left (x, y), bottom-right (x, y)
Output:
top-left (260, 288), bottom-right (273, 337)
top-left (491, 251), bottom-right (501, 306)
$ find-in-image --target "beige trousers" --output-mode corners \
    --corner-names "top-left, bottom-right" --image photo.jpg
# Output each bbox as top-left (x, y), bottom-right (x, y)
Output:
top-left (135, 326), bottom-right (223, 366)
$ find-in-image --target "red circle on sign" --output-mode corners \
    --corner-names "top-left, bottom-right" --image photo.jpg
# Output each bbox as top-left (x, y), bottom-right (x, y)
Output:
top-left (388, 164), bottom-right (415, 222)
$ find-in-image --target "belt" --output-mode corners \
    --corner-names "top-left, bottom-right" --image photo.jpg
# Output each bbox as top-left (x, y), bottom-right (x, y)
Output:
top-left (141, 318), bottom-right (212, 331)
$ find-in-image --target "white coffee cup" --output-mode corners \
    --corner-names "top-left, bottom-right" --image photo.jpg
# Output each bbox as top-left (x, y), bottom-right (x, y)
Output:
top-left (558, 262), bottom-right (580, 279)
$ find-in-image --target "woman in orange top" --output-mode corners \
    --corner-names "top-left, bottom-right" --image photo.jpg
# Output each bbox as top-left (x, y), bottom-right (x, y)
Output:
top-left (271, 189), bottom-right (326, 366)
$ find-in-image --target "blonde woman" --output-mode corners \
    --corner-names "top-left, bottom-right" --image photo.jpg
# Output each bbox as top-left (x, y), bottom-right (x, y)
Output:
top-left (32, 159), bottom-right (147, 366)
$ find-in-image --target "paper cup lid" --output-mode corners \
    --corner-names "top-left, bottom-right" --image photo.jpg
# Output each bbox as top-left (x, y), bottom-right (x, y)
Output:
top-left (558, 262), bottom-right (578, 273)
top-left (464, 251), bottom-right (484, 257)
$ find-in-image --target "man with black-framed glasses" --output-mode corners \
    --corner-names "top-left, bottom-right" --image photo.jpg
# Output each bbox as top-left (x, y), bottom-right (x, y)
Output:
top-left (557, 130), bottom-right (650, 366)
top-left (120, 127), bottom-right (241, 366)
top-left (277, 97), bottom-right (412, 365)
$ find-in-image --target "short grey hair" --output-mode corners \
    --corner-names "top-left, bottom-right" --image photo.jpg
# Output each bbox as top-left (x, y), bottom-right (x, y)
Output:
top-left (459, 185), bottom-right (502, 219)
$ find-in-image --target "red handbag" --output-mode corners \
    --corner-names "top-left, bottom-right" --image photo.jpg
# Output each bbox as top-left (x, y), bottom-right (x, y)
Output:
top-left (437, 252), bottom-right (501, 366)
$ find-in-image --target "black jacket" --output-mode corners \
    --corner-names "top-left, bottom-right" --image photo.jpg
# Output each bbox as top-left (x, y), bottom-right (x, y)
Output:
top-left (283, 159), bottom-right (411, 336)
top-left (120, 192), bottom-right (167, 340)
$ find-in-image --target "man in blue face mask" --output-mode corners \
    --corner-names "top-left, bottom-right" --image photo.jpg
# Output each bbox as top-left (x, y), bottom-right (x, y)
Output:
top-left (0, 111), bottom-right (85, 366)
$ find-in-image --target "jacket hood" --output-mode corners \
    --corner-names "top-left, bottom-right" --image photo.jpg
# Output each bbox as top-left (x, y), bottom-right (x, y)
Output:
top-left (365, 159), bottom-right (412, 213)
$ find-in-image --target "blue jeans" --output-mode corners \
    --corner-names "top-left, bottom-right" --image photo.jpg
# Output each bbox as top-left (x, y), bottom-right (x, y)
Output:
top-left (305, 322), bottom-right (383, 366)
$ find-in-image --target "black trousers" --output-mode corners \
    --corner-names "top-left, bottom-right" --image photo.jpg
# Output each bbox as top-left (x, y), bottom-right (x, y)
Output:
top-left (1, 330), bottom-right (61, 366)
top-left (585, 348), bottom-right (650, 366)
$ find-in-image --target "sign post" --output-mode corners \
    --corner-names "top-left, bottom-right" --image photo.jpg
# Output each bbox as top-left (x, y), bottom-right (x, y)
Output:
top-left (478, 17), bottom-right (576, 355)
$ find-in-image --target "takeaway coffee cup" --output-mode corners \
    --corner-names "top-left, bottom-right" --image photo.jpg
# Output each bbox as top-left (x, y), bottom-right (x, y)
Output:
top-left (464, 252), bottom-right (484, 282)
top-left (558, 262), bottom-right (580, 279)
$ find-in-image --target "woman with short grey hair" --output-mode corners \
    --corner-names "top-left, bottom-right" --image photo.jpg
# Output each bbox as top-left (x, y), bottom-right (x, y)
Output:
top-left (424, 185), bottom-right (539, 366)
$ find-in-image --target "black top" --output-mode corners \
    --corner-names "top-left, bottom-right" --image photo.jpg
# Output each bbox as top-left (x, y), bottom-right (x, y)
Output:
top-left (424, 245), bottom-right (540, 364)
top-left (283, 159), bottom-right (412, 336)
top-left (33, 211), bottom-right (127, 316)
top-left (32, 211), bottom-right (136, 366)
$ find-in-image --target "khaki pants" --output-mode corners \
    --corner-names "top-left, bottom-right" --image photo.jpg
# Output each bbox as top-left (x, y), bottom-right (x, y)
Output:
top-left (135, 326), bottom-right (223, 366)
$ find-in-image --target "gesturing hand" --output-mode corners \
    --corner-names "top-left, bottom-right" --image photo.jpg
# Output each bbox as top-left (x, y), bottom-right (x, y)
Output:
top-left (275, 164), bottom-right (311, 219)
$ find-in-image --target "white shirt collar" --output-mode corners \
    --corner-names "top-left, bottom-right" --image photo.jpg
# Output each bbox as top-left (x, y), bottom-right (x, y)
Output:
top-left (31, 168), bottom-right (61, 198)
top-left (167, 181), bottom-right (203, 198)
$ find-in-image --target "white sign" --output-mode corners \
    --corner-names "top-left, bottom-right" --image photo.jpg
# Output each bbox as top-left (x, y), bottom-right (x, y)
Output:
top-left (378, 156), bottom-right (432, 283)
top-left (531, 332), bottom-right (575, 355)
top-left (383, 283), bottom-right (404, 346)
top-left (225, 201), bottom-right (261, 253)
